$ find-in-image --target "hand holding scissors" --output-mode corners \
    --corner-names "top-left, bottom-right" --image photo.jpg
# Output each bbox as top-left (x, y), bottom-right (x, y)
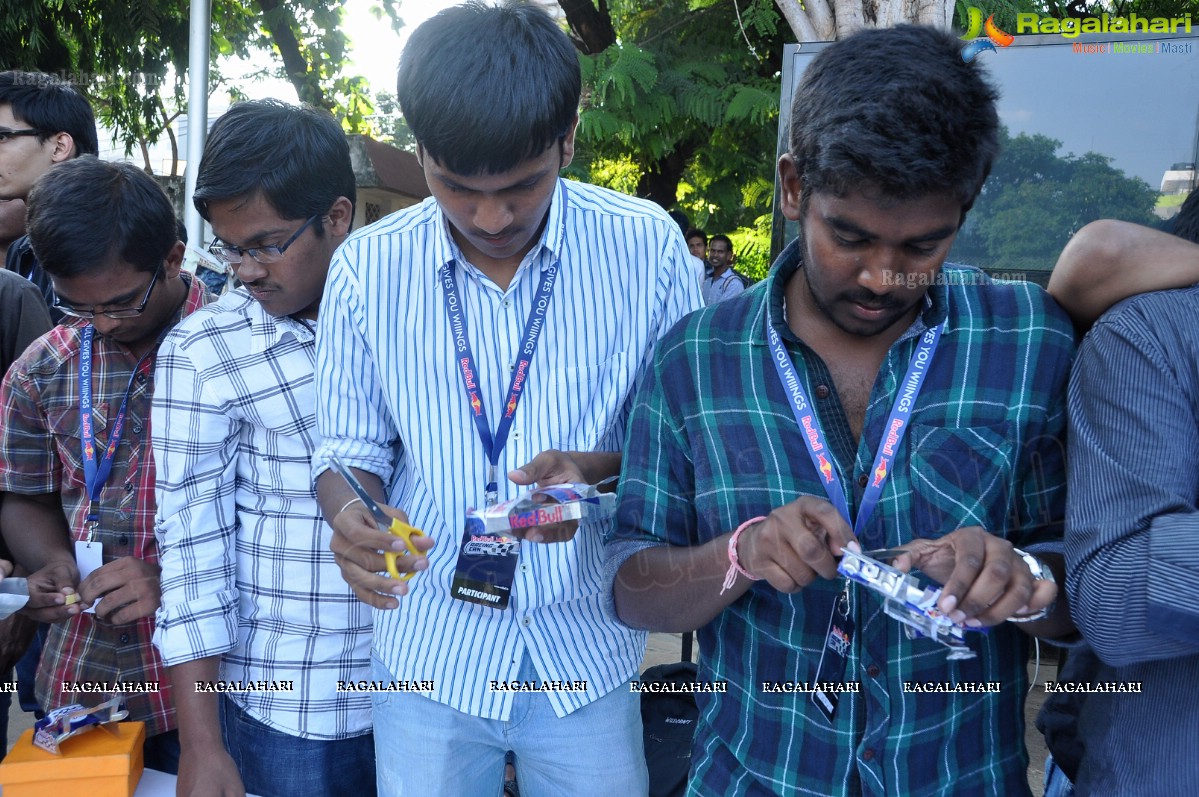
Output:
top-left (329, 454), bottom-right (427, 581)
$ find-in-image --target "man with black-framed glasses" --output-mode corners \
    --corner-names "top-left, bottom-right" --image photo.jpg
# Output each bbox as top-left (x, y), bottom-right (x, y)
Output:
top-left (151, 99), bottom-right (371, 797)
top-left (0, 71), bottom-right (98, 320)
top-left (0, 157), bottom-right (212, 772)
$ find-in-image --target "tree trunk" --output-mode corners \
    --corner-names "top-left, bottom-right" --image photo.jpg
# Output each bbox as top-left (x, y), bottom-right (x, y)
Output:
top-left (557, 0), bottom-right (617, 54)
top-left (254, 0), bottom-right (332, 111)
top-left (774, 0), bottom-right (953, 41)
top-left (636, 144), bottom-right (695, 209)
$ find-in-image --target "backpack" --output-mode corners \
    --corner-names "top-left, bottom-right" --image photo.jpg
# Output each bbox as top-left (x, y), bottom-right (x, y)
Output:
top-left (641, 634), bottom-right (699, 797)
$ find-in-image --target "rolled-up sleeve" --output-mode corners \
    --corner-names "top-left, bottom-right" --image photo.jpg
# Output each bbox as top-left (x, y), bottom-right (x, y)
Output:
top-left (152, 331), bottom-right (239, 666)
top-left (603, 331), bottom-right (698, 620)
top-left (312, 246), bottom-right (401, 483)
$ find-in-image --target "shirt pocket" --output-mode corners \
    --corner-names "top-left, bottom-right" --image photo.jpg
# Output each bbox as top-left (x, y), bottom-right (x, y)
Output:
top-left (907, 421), bottom-right (1015, 538)
top-left (47, 402), bottom-right (109, 491)
top-left (545, 351), bottom-right (630, 452)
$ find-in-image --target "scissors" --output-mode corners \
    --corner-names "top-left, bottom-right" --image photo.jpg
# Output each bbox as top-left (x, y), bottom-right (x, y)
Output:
top-left (328, 454), bottom-right (425, 581)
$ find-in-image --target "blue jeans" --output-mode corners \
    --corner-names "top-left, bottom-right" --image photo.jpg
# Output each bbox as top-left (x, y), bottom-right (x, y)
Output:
top-left (371, 652), bottom-right (648, 797)
top-left (1043, 754), bottom-right (1076, 797)
top-left (143, 729), bottom-right (181, 775)
top-left (220, 696), bottom-right (376, 797)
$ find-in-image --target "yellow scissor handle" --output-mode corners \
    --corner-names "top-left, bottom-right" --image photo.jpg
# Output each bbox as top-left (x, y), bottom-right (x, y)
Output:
top-left (383, 519), bottom-right (426, 581)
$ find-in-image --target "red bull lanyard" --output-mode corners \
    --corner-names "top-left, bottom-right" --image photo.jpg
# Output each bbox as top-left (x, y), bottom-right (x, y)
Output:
top-left (79, 325), bottom-right (146, 540)
top-left (440, 258), bottom-right (558, 507)
top-left (765, 312), bottom-right (943, 536)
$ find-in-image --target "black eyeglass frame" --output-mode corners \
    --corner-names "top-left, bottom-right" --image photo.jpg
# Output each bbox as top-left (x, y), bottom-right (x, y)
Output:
top-left (53, 266), bottom-right (162, 320)
top-left (0, 129), bottom-right (48, 143)
top-left (206, 214), bottom-right (319, 266)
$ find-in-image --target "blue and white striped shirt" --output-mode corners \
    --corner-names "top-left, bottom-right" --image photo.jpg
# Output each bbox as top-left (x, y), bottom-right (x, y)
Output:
top-left (313, 178), bottom-right (702, 719)
top-left (1038, 285), bottom-right (1199, 795)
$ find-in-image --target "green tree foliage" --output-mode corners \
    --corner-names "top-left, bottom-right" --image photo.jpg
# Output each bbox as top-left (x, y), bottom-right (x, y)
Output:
top-left (560, 0), bottom-right (785, 278)
top-left (0, 1), bottom-right (401, 169)
top-left (953, 129), bottom-right (1158, 270)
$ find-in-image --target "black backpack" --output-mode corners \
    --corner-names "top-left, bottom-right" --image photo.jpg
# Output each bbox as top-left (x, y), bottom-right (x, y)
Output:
top-left (641, 633), bottom-right (699, 797)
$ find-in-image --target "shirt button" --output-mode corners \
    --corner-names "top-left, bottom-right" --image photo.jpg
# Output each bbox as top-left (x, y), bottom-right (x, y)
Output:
top-left (522, 617), bottom-right (531, 627)
top-left (867, 665), bottom-right (880, 678)
top-left (132, 424), bottom-right (143, 434)
top-left (503, 300), bottom-right (512, 308)
top-left (118, 535), bottom-right (130, 546)
top-left (126, 483), bottom-right (134, 492)
top-left (119, 634), bottom-right (130, 644)
top-left (857, 474), bottom-right (869, 488)
top-left (863, 749), bottom-right (876, 762)
top-left (136, 374), bottom-right (147, 384)
top-left (520, 565), bottom-right (529, 573)
top-left (815, 384), bottom-right (831, 399)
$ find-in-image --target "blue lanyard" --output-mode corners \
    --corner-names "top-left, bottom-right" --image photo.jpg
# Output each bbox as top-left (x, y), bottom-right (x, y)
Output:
top-left (79, 325), bottom-right (142, 535)
top-left (766, 313), bottom-right (943, 535)
top-left (440, 261), bottom-right (558, 506)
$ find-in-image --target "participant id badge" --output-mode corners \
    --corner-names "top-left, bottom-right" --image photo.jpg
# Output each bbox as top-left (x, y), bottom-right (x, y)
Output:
top-left (74, 540), bottom-right (103, 615)
top-left (811, 590), bottom-right (853, 722)
top-left (450, 515), bottom-right (520, 610)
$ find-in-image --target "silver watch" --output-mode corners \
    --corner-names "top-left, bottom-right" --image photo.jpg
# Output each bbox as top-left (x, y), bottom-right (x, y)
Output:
top-left (1007, 548), bottom-right (1056, 623)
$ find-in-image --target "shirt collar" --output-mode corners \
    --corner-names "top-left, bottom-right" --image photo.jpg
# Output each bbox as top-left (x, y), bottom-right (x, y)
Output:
top-left (756, 237), bottom-right (951, 348)
top-left (241, 289), bottom-right (316, 354)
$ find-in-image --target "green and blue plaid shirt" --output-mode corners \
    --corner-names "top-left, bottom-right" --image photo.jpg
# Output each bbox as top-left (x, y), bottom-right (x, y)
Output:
top-left (608, 240), bottom-right (1075, 797)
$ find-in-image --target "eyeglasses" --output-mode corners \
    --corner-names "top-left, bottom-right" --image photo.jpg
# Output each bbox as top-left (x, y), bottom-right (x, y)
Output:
top-left (53, 267), bottom-right (161, 320)
top-left (207, 215), bottom-right (318, 266)
top-left (0, 129), bottom-right (47, 144)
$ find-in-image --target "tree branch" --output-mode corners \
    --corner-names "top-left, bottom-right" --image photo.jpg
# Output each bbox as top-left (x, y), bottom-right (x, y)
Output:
top-left (774, 0), bottom-right (822, 41)
top-left (254, 0), bottom-right (331, 110)
top-left (557, 0), bottom-right (617, 54)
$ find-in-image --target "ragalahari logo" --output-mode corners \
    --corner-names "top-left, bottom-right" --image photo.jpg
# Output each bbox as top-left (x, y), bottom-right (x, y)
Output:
top-left (961, 7), bottom-right (1014, 62)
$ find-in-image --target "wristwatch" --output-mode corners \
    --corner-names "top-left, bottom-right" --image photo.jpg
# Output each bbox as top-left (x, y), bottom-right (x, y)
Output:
top-left (1007, 548), bottom-right (1056, 623)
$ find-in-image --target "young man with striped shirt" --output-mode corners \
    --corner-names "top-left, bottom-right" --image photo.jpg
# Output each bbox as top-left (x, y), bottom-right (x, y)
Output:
top-left (311, 3), bottom-right (701, 795)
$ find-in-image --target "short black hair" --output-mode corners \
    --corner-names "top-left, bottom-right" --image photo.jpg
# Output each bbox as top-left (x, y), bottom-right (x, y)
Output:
top-left (1171, 190), bottom-right (1199, 245)
top-left (27, 157), bottom-right (177, 278)
top-left (0, 71), bottom-right (99, 156)
top-left (685, 228), bottom-right (706, 244)
top-left (667, 209), bottom-right (689, 235)
top-left (788, 25), bottom-right (999, 220)
top-left (193, 99), bottom-right (356, 230)
top-left (708, 234), bottom-right (733, 251)
top-left (398, 0), bottom-right (581, 175)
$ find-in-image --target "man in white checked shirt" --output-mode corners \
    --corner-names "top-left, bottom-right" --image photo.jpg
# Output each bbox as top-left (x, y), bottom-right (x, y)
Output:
top-left (152, 100), bottom-right (375, 797)
top-left (311, 3), bottom-right (702, 796)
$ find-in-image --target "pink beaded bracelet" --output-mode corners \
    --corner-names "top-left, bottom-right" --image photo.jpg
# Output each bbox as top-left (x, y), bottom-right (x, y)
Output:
top-left (721, 516), bottom-right (768, 594)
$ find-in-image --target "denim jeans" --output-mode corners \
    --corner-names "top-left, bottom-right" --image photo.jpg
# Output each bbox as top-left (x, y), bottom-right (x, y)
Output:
top-left (220, 696), bottom-right (376, 797)
top-left (143, 729), bottom-right (181, 775)
top-left (370, 652), bottom-right (648, 797)
top-left (1043, 754), bottom-right (1076, 797)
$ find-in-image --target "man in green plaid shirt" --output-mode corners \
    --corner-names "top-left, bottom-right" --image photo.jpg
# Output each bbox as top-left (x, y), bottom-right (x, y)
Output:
top-left (607, 26), bottom-right (1077, 797)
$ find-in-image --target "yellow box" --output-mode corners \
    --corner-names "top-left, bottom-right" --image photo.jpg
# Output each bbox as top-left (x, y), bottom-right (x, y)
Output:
top-left (0, 721), bottom-right (145, 797)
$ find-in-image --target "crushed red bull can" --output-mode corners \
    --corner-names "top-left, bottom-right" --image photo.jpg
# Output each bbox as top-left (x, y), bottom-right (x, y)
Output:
top-left (33, 696), bottom-right (128, 754)
top-left (469, 480), bottom-right (618, 534)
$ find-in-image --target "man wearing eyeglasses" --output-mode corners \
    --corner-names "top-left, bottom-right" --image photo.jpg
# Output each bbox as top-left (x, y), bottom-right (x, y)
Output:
top-left (151, 100), bottom-right (373, 797)
top-left (0, 157), bottom-right (211, 772)
top-left (0, 71), bottom-right (99, 319)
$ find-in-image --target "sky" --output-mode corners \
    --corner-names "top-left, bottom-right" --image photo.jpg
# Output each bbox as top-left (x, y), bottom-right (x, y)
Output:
top-left (232, 0), bottom-right (460, 102)
top-left (105, 1), bottom-right (458, 168)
